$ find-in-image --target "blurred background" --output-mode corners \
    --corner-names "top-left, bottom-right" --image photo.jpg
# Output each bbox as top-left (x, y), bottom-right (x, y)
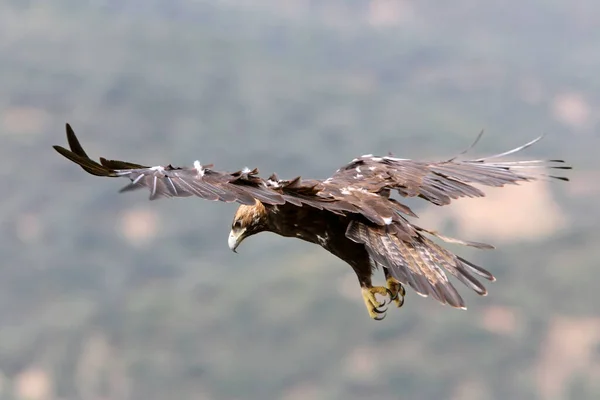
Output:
top-left (0, 1), bottom-right (598, 399)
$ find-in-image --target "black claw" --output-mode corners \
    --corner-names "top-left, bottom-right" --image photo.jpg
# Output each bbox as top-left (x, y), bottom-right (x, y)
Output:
top-left (374, 313), bottom-right (386, 321)
top-left (385, 288), bottom-right (393, 298)
top-left (396, 297), bottom-right (405, 308)
top-left (373, 305), bottom-right (388, 314)
top-left (389, 291), bottom-right (399, 302)
top-left (385, 288), bottom-right (397, 304)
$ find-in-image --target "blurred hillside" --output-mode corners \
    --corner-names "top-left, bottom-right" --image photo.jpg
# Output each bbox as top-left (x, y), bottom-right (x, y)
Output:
top-left (0, 1), bottom-right (599, 399)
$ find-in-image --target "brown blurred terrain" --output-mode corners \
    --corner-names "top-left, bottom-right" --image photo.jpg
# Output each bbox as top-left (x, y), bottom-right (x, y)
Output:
top-left (0, 1), bottom-right (599, 399)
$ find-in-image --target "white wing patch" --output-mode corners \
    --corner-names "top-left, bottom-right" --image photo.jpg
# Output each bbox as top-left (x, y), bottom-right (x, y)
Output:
top-left (193, 160), bottom-right (205, 176)
top-left (383, 156), bottom-right (408, 161)
top-left (316, 233), bottom-right (329, 247)
top-left (382, 216), bottom-right (393, 225)
top-left (340, 186), bottom-right (378, 197)
top-left (266, 179), bottom-right (281, 188)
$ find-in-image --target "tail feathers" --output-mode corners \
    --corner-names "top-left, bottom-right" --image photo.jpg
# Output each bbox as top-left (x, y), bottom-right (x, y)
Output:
top-left (415, 225), bottom-right (495, 250)
top-left (421, 236), bottom-right (493, 296)
top-left (346, 220), bottom-right (496, 309)
top-left (457, 255), bottom-right (496, 282)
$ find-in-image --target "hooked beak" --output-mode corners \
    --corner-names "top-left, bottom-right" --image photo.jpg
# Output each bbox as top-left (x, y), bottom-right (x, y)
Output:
top-left (228, 228), bottom-right (245, 253)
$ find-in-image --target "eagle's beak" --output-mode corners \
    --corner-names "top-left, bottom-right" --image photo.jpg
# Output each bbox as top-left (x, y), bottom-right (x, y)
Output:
top-left (228, 228), bottom-right (246, 253)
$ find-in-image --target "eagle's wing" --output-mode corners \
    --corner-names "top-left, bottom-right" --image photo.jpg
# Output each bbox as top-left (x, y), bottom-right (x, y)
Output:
top-left (53, 124), bottom-right (361, 214)
top-left (328, 134), bottom-right (571, 208)
top-left (339, 135), bottom-right (570, 307)
top-left (347, 220), bottom-right (495, 309)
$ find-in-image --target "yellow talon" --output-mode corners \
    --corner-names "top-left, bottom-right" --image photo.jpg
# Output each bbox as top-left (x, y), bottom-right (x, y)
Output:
top-left (386, 277), bottom-right (406, 308)
top-left (361, 286), bottom-right (392, 320)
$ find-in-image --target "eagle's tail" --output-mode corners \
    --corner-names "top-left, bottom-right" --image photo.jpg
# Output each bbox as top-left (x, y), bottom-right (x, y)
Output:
top-left (347, 220), bottom-right (496, 309)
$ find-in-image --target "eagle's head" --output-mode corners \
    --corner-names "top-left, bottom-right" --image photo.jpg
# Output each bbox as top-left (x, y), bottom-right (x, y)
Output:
top-left (228, 201), bottom-right (269, 252)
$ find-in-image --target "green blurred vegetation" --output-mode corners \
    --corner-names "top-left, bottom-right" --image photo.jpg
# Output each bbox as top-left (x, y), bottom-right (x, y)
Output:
top-left (0, 1), bottom-right (598, 399)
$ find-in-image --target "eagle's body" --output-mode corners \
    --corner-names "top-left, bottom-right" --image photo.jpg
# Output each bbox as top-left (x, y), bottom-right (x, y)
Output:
top-left (251, 202), bottom-right (373, 283)
top-left (54, 124), bottom-right (570, 320)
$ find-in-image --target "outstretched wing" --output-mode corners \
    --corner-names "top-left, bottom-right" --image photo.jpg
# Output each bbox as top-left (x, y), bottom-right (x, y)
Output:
top-left (53, 124), bottom-right (361, 214)
top-left (340, 134), bottom-right (570, 307)
top-left (53, 124), bottom-right (286, 205)
top-left (329, 134), bottom-right (571, 207)
top-left (347, 220), bottom-right (496, 309)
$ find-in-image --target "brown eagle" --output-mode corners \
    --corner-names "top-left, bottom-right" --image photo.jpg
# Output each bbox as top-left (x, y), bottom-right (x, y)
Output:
top-left (53, 124), bottom-right (570, 320)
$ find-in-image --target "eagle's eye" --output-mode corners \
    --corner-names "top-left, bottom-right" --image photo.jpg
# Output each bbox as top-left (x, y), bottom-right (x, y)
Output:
top-left (233, 220), bottom-right (243, 229)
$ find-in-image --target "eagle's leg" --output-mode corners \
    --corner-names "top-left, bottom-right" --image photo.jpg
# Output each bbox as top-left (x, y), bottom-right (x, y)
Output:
top-left (384, 269), bottom-right (406, 308)
top-left (360, 278), bottom-right (394, 320)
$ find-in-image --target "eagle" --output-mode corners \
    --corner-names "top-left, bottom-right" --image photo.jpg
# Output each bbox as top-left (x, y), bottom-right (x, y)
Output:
top-left (53, 124), bottom-right (570, 320)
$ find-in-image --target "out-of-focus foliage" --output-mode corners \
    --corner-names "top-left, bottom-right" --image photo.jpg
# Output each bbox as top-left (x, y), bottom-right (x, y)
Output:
top-left (0, 1), bottom-right (598, 399)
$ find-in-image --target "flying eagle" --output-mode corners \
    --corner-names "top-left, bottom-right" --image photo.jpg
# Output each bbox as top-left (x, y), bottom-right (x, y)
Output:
top-left (53, 124), bottom-right (570, 320)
